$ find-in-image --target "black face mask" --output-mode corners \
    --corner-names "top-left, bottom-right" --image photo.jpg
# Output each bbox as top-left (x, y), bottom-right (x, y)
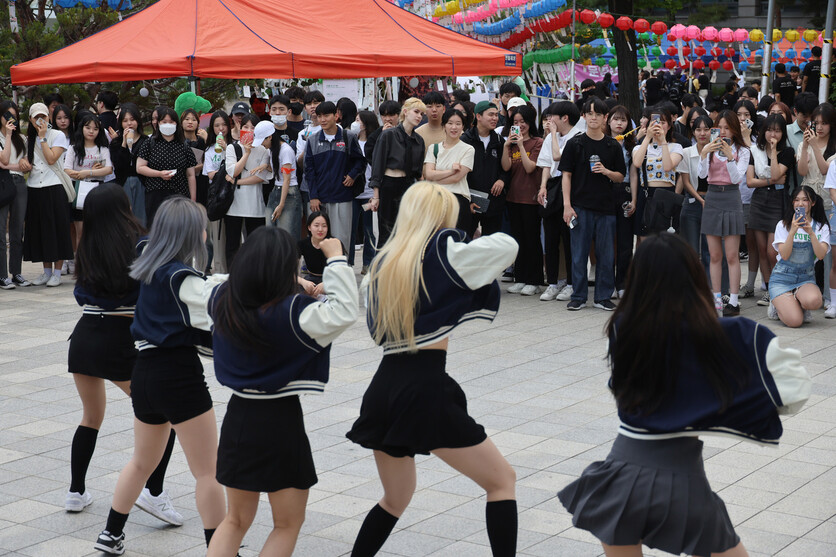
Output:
top-left (289, 102), bottom-right (303, 116)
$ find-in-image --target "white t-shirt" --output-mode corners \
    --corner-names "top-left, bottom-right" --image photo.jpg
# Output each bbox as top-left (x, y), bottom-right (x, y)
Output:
top-left (537, 126), bottom-right (582, 178)
top-left (27, 129), bottom-right (69, 188)
top-left (64, 145), bottom-right (113, 175)
top-left (225, 143), bottom-right (271, 218)
top-left (203, 144), bottom-right (226, 177)
top-left (0, 134), bottom-right (27, 176)
top-left (275, 142), bottom-right (298, 188)
top-left (357, 139), bottom-right (373, 200)
top-left (424, 140), bottom-right (475, 199)
top-left (772, 220), bottom-right (831, 262)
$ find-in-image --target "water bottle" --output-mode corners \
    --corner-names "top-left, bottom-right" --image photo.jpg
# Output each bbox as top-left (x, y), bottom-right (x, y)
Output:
top-left (214, 133), bottom-right (223, 153)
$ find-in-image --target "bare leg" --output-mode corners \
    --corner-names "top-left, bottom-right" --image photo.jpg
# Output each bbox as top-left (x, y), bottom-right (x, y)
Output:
top-left (602, 543), bottom-right (643, 557)
top-left (261, 488), bottom-right (308, 556)
top-left (206, 487), bottom-right (259, 557)
top-left (373, 451), bottom-right (416, 517)
top-left (772, 291), bottom-right (804, 328)
top-left (111, 419), bottom-right (172, 514)
top-left (796, 283), bottom-right (822, 310)
top-left (754, 230), bottom-right (772, 285)
top-left (706, 235), bottom-right (724, 292)
top-left (746, 227), bottom-right (758, 282)
top-left (432, 438), bottom-right (516, 501)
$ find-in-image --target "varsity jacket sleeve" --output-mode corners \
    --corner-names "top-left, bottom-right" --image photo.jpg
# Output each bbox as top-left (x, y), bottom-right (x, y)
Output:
top-left (765, 336), bottom-right (812, 415)
top-left (444, 232), bottom-right (519, 290)
top-left (297, 256), bottom-right (359, 347)
top-left (178, 274), bottom-right (229, 331)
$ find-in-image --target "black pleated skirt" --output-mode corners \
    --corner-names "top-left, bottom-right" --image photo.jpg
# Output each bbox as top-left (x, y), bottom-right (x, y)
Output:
top-left (346, 350), bottom-right (487, 458)
top-left (67, 314), bottom-right (136, 381)
top-left (217, 394), bottom-right (317, 493)
top-left (558, 435), bottom-right (739, 556)
top-left (23, 185), bottom-right (74, 262)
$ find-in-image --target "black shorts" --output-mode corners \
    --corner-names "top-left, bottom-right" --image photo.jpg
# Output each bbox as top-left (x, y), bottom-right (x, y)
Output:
top-left (68, 314), bottom-right (136, 381)
top-left (217, 394), bottom-right (317, 492)
top-left (131, 346), bottom-right (213, 425)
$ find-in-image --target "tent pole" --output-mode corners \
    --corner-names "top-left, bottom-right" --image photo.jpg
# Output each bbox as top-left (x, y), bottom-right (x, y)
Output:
top-left (190, 80), bottom-right (196, 94)
top-left (761, 0), bottom-right (775, 95)
top-left (821, 0), bottom-right (834, 104)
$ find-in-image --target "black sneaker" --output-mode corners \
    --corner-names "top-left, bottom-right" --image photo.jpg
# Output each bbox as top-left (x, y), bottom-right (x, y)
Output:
top-left (567, 300), bottom-right (586, 311)
top-left (11, 274), bottom-right (30, 287)
top-left (722, 303), bottom-right (740, 317)
top-left (94, 530), bottom-right (125, 555)
top-left (594, 299), bottom-right (616, 311)
top-left (501, 270), bottom-right (514, 283)
top-left (0, 277), bottom-right (14, 290)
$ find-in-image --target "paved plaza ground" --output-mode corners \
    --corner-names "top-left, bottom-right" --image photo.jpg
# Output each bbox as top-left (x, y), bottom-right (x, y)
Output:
top-left (0, 259), bottom-right (834, 557)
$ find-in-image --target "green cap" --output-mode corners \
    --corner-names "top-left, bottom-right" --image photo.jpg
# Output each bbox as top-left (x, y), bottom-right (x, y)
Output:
top-left (474, 100), bottom-right (494, 114)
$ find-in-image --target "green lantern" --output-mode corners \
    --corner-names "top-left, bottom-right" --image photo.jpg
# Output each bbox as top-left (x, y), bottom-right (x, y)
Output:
top-left (596, 58), bottom-right (607, 66)
top-left (522, 53), bottom-right (534, 70)
top-left (650, 59), bottom-right (662, 69)
top-left (651, 45), bottom-right (662, 56)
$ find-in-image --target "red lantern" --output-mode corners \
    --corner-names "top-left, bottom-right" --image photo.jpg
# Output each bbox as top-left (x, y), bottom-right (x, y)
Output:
top-left (579, 9), bottom-right (596, 24)
top-left (667, 32), bottom-right (676, 42)
top-left (695, 46), bottom-right (706, 56)
top-left (597, 12), bottom-right (614, 28)
top-left (693, 60), bottom-right (705, 70)
top-left (651, 21), bottom-right (668, 35)
top-left (709, 60), bottom-right (721, 70)
top-left (682, 46), bottom-right (691, 56)
top-left (722, 60), bottom-right (734, 71)
top-left (725, 48), bottom-right (736, 57)
top-left (666, 46), bottom-right (678, 56)
top-left (615, 16), bottom-right (633, 31)
top-left (710, 47), bottom-right (722, 57)
top-left (664, 59), bottom-right (677, 69)
top-left (633, 18), bottom-right (650, 34)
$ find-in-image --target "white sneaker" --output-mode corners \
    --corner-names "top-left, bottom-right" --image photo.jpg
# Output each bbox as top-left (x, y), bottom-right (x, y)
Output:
top-left (507, 282), bottom-right (525, 294)
top-left (134, 488), bottom-right (183, 526)
top-left (65, 490), bottom-right (93, 512)
top-left (539, 285), bottom-right (560, 301)
top-left (555, 284), bottom-right (574, 301)
top-left (825, 305), bottom-right (836, 319)
top-left (803, 310), bottom-right (813, 324)
top-left (67, 260), bottom-right (75, 274)
top-left (61, 260), bottom-right (69, 274)
top-left (30, 272), bottom-right (50, 286)
top-left (46, 274), bottom-right (61, 287)
top-left (520, 284), bottom-right (540, 296)
top-left (767, 301), bottom-right (779, 320)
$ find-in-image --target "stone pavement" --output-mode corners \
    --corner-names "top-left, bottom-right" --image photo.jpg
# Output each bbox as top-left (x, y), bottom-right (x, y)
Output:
top-left (0, 260), bottom-right (835, 557)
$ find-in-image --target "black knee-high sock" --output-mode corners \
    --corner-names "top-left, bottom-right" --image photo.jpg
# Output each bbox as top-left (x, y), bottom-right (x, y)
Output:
top-left (204, 528), bottom-right (216, 547)
top-left (145, 429), bottom-right (175, 496)
top-left (69, 425), bottom-right (98, 494)
top-left (485, 500), bottom-right (517, 557)
top-left (351, 504), bottom-right (399, 557)
top-left (105, 508), bottom-right (129, 537)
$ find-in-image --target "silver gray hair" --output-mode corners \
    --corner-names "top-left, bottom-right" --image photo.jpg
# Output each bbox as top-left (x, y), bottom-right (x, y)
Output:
top-left (130, 197), bottom-right (208, 284)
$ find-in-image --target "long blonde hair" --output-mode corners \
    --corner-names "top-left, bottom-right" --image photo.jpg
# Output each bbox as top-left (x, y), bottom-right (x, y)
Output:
top-left (368, 181), bottom-right (458, 350)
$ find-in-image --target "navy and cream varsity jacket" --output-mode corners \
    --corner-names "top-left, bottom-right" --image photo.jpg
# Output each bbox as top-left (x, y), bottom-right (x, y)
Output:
top-left (366, 229), bottom-right (518, 354)
top-left (210, 256), bottom-right (358, 398)
top-left (131, 260), bottom-right (225, 354)
top-left (616, 317), bottom-right (811, 446)
top-left (74, 238), bottom-right (147, 316)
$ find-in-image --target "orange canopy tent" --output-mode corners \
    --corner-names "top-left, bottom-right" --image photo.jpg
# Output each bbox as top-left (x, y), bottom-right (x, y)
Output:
top-left (10, 0), bottom-right (521, 85)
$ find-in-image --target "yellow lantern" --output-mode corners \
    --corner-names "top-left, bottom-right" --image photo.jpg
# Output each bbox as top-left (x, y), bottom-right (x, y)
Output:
top-left (785, 29), bottom-right (800, 42)
top-left (772, 29), bottom-right (782, 42)
top-left (803, 29), bottom-right (819, 42)
top-left (750, 29), bottom-right (764, 42)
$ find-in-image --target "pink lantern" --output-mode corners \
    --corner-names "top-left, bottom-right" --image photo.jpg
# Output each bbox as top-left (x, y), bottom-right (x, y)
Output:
top-left (703, 26), bottom-right (718, 41)
top-left (718, 27), bottom-right (734, 42)
top-left (685, 25), bottom-right (700, 40)
top-left (734, 28), bottom-right (750, 42)
top-left (671, 24), bottom-right (686, 39)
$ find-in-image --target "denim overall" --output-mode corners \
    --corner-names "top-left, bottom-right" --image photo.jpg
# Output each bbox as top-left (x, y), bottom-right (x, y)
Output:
top-left (769, 239), bottom-right (817, 299)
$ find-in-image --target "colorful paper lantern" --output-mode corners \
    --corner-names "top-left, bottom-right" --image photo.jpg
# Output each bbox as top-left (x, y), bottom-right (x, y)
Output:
top-left (710, 47), bottom-right (723, 57)
top-left (750, 29), bottom-right (764, 42)
top-left (667, 46), bottom-right (678, 56)
top-left (651, 45), bottom-right (662, 56)
top-left (802, 48), bottom-right (812, 58)
top-left (685, 25), bottom-right (700, 40)
top-left (633, 19), bottom-right (649, 33)
top-left (709, 60), bottom-right (721, 70)
top-left (615, 16), bottom-right (632, 31)
top-left (739, 61), bottom-right (750, 71)
top-left (579, 9), bottom-right (596, 24)
top-left (785, 29), bottom-right (800, 42)
top-left (703, 26), bottom-right (718, 41)
top-left (665, 59), bottom-right (677, 69)
top-left (803, 29), bottom-right (819, 42)
top-left (786, 49), bottom-right (797, 59)
top-left (722, 60), bottom-right (734, 70)
top-left (671, 24), bottom-right (686, 39)
top-left (693, 60), bottom-right (705, 70)
top-left (734, 28), bottom-right (749, 42)
top-left (682, 46), bottom-right (691, 56)
top-left (597, 13), bottom-right (614, 28)
top-left (651, 59), bottom-right (662, 69)
top-left (772, 29), bottom-right (782, 41)
top-left (695, 46), bottom-right (706, 56)
top-left (725, 47), bottom-right (736, 57)
top-left (718, 27), bottom-right (734, 42)
top-left (651, 21), bottom-right (667, 36)
top-left (596, 58), bottom-right (607, 67)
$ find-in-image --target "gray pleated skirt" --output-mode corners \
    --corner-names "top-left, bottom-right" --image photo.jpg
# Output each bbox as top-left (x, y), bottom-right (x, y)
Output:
top-left (558, 435), bottom-right (740, 556)
top-left (701, 184), bottom-right (745, 237)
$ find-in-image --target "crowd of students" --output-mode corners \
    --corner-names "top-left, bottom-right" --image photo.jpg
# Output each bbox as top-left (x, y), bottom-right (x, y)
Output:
top-left (0, 77), bottom-right (824, 556)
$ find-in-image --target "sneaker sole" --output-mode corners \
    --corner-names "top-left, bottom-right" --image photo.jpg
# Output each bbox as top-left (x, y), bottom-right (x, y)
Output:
top-left (93, 542), bottom-right (124, 555)
top-left (566, 304), bottom-right (586, 311)
top-left (593, 303), bottom-right (616, 311)
top-left (134, 499), bottom-right (184, 526)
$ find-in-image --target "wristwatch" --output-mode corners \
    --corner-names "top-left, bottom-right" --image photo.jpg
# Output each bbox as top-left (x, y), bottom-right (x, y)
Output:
top-left (38, 137), bottom-right (47, 143)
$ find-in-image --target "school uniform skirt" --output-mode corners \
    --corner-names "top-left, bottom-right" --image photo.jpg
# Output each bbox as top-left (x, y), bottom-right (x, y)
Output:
top-left (217, 394), bottom-right (317, 493)
top-left (701, 184), bottom-right (745, 237)
top-left (748, 186), bottom-right (787, 233)
top-left (558, 435), bottom-right (739, 556)
top-left (23, 184), bottom-right (74, 263)
top-left (67, 314), bottom-right (136, 381)
top-left (346, 350), bottom-right (487, 458)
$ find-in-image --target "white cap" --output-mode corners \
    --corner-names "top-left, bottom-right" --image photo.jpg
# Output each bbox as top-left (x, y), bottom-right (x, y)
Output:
top-left (252, 120), bottom-right (275, 147)
top-left (506, 97), bottom-right (527, 109)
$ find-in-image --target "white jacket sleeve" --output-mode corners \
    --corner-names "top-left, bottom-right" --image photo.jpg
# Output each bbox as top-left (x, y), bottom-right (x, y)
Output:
top-left (445, 232), bottom-right (519, 290)
top-left (698, 154), bottom-right (709, 178)
top-left (178, 274), bottom-right (228, 331)
top-left (298, 257), bottom-right (359, 347)
top-left (765, 336), bottom-right (812, 415)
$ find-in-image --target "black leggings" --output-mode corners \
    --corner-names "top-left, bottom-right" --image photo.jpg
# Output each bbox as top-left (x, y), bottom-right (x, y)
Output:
top-left (378, 175), bottom-right (413, 248)
top-left (224, 216), bottom-right (263, 267)
top-left (507, 202), bottom-right (543, 285)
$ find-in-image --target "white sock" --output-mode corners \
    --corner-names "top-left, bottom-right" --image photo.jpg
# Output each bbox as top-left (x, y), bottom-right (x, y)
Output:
top-left (53, 268), bottom-right (62, 278)
top-left (746, 270), bottom-right (757, 288)
top-left (549, 284), bottom-right (557, 288)
top-left (830, 289), bottom-right (836, 306)
top-left (730, 293), bottom-right (739, 306)
top-left (43, 268), bottom-right (52, 277)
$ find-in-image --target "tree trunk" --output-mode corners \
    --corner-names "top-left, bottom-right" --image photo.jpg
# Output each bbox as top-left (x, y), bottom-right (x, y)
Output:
top-left (610, 0), bottom-right (640, 121)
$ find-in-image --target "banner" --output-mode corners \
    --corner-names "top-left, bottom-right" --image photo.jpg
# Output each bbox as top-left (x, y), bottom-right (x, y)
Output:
top-left (554, 62), bottom-right (619, 84)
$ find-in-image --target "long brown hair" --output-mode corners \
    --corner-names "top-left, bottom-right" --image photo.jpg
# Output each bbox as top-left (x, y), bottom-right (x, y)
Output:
top-left (715, 110), bottom-right (746, 149)
top-left (607, 233), bottom-right (747, 416)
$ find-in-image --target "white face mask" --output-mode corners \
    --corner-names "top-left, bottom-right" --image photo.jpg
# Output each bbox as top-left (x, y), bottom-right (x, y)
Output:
top-left (350, 120), bottom-right (362, 134)
top-left (158, 123), bottom-right (177, 136)
top-left (271, 114), bottom-right (287, 126)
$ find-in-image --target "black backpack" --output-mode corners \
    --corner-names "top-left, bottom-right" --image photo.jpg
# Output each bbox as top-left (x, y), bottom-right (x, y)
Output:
top-left (206, 143), bottom-right (242, 222)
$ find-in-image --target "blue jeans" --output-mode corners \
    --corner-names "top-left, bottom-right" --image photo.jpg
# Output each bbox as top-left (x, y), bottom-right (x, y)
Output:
top-left (123, 176), bottom-right (146, 228)
top-left (349, 198), bottom-right (376, 267)
top-left (570, 207), bottom-right (615, 302)
top-left (680, 197), bottom-right (710, 277)
top-left (267, 185), bottom-right (302, 242)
